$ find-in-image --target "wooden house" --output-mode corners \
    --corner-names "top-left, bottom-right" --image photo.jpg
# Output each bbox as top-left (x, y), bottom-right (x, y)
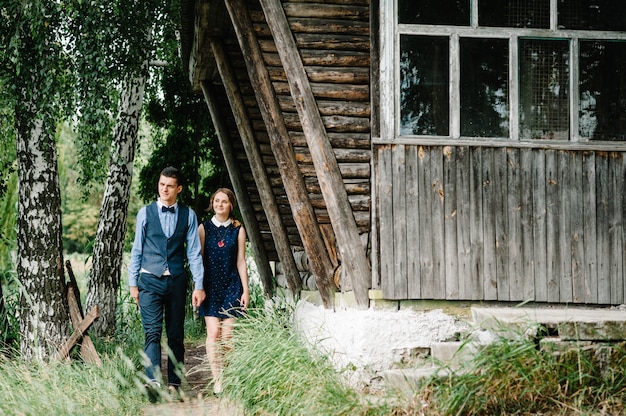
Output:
top-left (180, 0), bottom-right (626, 310)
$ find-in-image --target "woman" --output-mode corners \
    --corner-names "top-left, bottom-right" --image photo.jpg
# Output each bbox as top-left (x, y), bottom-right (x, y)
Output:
top-left (198, 188), bottom-right (250, 396)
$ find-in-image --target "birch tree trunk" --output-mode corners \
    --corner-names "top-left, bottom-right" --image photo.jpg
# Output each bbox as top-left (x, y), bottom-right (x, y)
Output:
top-left (85, 69), bottom-right (146, 337)
top-left (16, 114), bottom-right (69, 359)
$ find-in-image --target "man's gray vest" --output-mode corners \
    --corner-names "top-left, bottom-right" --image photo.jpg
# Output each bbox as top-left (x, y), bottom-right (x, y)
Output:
top-left (140, 202), bottom-right (189, 277)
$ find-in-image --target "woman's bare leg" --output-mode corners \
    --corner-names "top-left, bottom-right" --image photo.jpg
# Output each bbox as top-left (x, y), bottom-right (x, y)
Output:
top-left (205, 316), bottom-right (222, 393)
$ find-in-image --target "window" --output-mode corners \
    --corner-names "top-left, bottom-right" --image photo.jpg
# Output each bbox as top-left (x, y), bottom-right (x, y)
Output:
top-left (394, 0), bottom-right (626, 142)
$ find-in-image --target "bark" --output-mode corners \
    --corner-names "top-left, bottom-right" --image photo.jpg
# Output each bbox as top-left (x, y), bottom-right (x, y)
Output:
top-left (16, 113), bottom-right (69, 360)
top-left (85, 69), bottom-right (146, 337)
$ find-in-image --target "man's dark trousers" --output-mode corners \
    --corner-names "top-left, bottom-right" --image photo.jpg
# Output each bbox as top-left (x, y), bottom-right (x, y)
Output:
top-left (138, 271), bottom-right (188, 386)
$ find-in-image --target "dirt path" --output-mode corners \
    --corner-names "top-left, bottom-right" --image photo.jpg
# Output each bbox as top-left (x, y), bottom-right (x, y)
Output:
top-left (142, 343), bottom-right (244, 416)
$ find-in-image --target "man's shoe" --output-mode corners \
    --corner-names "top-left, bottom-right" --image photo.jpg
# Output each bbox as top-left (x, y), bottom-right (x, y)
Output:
top-left (144, 381), bottom-right (161, 403)
top-left (167, 384), bottom-right (185, 402)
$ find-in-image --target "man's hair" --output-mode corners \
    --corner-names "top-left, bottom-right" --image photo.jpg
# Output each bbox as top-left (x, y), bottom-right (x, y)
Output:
top-left (160, 166), bottom-right (183, 186)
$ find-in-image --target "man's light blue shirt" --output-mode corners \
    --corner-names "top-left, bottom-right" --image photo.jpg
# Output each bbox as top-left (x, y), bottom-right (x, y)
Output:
top-left (128, 200), bottom-right (204, 290)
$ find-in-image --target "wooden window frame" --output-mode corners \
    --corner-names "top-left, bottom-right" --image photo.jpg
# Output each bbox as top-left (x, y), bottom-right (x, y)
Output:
top-left (378, 0), bottom-right (626, 151)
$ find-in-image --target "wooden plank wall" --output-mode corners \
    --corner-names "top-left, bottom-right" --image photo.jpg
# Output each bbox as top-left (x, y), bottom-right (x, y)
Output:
top-left (377, 144), bottom-right (626, 305)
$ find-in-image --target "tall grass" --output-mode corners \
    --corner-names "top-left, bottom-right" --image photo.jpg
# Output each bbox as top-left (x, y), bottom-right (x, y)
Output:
top-left (418, 331), bottom-right (626, 415)
top-left (0, 350), bottom-right (145, 415)
top-left (221, 301), bottom-right (399, 416)
top-left (0, 286), bottom-right (152, 415)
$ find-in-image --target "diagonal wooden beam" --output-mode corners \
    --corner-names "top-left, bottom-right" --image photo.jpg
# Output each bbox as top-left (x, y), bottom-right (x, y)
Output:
top-left (201, 76), bottom-right (289, 297)
top-left (66, 261), bottom-right (101, 366)
top-left (56, 305), bottom-right (100, 362)
top-left (258, 0), bottom-right (371, 308)
top-left (225, 0), bottom-right (336, 308)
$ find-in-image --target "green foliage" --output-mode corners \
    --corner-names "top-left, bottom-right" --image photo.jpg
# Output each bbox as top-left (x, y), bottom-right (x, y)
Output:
top-left (0, 269), bottom-right (19, 352)
top-left (419, 333), bottom-right (626, 415)
top-left (68, 0), bottom-right (165, 191)
top-left (138, 3), bottom-right (225, 214)
top-left (0, 107), bottom-right (16, 198)
top-left (222, 302), bottom-right (395, 416)
top-left (0, 170), bottom-right (16, 271)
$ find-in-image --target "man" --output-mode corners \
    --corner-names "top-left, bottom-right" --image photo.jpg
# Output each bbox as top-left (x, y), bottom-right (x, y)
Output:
top-left (128, 166), bottom-right (205, 401)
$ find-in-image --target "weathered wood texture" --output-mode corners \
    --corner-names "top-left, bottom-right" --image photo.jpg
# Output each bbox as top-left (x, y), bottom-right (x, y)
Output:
top-left (259, 0), bottom-right (371, 307)
top-left (188, 0), bottom-right (372, 301)
top-left (377, 144), bottom-right (626, 305)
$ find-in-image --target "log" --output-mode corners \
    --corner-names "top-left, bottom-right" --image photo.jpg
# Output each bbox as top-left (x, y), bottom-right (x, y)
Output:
top-left (226, 0), bottom-right (337, 307)
top-left (260, 0), bottom-right (371, 308)
top-left (263, 50), bottom-right (370, 67)
top-left (253, 18), bottom-right (369, 37)
top-left (201, 80), bottom-right (277, 297)
top-left (204, 42), bottom-right (301, 296)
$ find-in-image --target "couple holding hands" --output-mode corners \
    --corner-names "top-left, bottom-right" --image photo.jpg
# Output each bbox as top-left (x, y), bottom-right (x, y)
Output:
top-left (128, 166), bottom-right (249, 400)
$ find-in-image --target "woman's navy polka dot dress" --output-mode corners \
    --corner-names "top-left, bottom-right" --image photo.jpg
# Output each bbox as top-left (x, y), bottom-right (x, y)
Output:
top-left (198, 220), bottom-right (243, 319)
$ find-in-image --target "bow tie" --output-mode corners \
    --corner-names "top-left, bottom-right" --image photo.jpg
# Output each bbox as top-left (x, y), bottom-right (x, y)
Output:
top-left (161, 205), bottom-right (176, 213)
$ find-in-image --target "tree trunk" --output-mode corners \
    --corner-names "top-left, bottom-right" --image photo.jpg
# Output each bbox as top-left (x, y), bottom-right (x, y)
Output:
top-left (85, 69), bottom-right (146, 337)
top-left (16, 114), bottom-right (69, 360)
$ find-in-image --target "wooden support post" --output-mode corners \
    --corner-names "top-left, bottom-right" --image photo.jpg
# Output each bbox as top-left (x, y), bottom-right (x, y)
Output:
top-left (56, 305), bottom-right (100, 362)
top-left (225, 0), bottom-right (336, 308)
top-left (200, 78), bottom-right (281, 297)
top-left (58, 261), bottom-right (102, 366)
top-left (259, 0), bottom-right (371, 308)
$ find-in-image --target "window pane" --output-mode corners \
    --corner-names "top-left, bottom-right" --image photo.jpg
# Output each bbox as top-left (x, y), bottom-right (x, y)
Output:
top-left (559, 0), bottom-right (626, 31)
top-left (400, 36), bottom-right (449, 136)
top-left (460, 38), bottom-right (510, 137)
top-left (398, 0), bottom-right (470, 26)
top-left (519, 39), bottom-right (570, 140)
top-left (480, 0), bottom-right (550, 28)
top-left (579, 41), bottom-right (626, 141)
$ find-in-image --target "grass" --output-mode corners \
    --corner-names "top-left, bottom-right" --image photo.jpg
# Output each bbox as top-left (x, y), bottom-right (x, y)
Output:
top-left (3, 271), bottom-right (626, 415)
top-left (416, 329), bottom-right (626, 415)
top-left (220, 300), bottom-right (401, 416)
top-left (0, 349), bottom-right (144, 415)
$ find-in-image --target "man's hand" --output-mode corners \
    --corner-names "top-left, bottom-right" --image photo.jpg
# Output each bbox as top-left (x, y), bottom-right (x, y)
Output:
top-left (192, 289), bottom-right (206, 307)
top-left (130, 286), bottom-right (139, 306)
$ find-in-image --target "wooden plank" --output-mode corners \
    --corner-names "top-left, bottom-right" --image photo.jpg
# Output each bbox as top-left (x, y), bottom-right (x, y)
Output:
top-left (406, 145), bottom-right (421, 298)
top-left (520, 149), bottom-right (534, 300)
top-left (532, 149), bottom-right (548, 302)
top-left (418, 146), bottom-right (434, 298)
top-left (65, 261), bottom-right (101, 366)
top-left (378, 145), bottom-right (395, 298)
top-left (570, 152), bottom-right (585, 303)
top-left (482, 147), bottom-right (497, 300)
top-left (201, 76), bottom-right (279, 297)
top-left (393, 145), bottom-right (408, 299)
top-left (609, 153), bottom-right (624, 305)
top-left (494, 147), bottom-right (509, 300)
top-left (595, 152), bottom-right (611, 304)
top-left (67, 286), bottom-right (101, 366)
top-left (371, 144), bottom-right (381, 290)
top-left (443, 146), bottom-right (459, 299)
top-left (56, 306), bottom-right (100, 362)
top-left (545, 150), bottom-right (561, 302)
top-left (586, 151), bottom-right (600, 303)
top-left (456, 146), bottom-right (471, 299)
top-left (558, 150), bottom-right (573, 302)
top-left (469, 147), bottom-right (483, 299)
top-left (260, 0), bottom-right (371, 307)
top-left (431, 147), bottom-right (446, 298)
top-left (226, 0), bottom-right (336, 307)
top-left (507, 148), bottom-right (523, 301)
